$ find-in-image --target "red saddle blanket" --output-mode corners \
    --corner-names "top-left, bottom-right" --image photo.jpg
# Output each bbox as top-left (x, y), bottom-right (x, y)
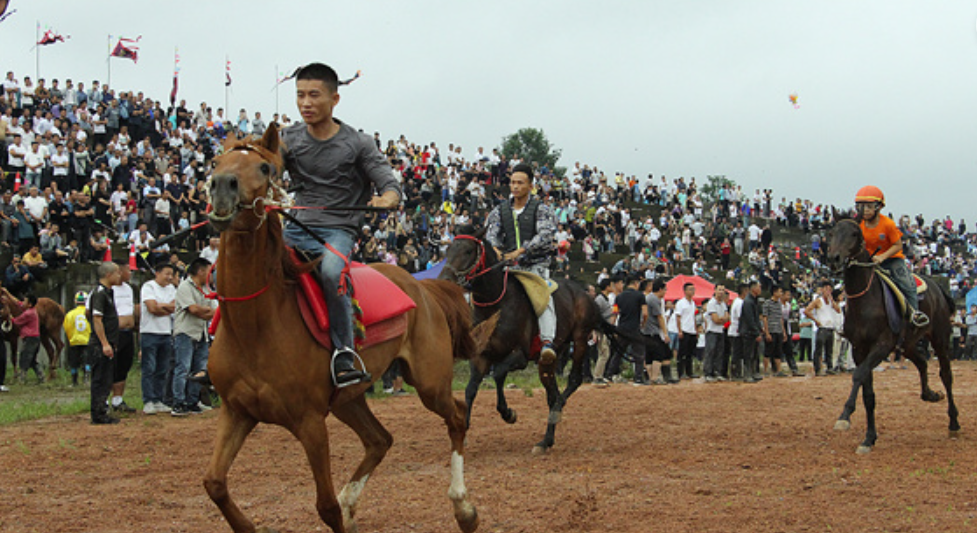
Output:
top-left (209, 261), bottom-right (416, 352)
top-left (294, 262), bottom-right (415, 351)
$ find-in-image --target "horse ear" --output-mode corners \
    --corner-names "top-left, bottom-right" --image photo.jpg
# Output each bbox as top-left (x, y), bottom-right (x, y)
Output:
top-left (260, 122), bottom-right (280, 154)
top-left (474, 225), bottom-right (487, 239)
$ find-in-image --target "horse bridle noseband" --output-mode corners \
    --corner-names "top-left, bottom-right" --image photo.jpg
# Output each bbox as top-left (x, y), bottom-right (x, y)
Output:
top-left (444, 234), bottom-right (513, 307)
top-left (207, 144), bottom-right (291, 230)
top-left (835, 219), bottom-right (878, 299)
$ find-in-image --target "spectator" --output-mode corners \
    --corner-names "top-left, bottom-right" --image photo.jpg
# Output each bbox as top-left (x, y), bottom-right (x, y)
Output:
top-left (171, 258), bottom-right (217, 416)
top-left (4, 254), bottom-right (33, 296)
top-left (702, 285), bottom-right (729, 382)
top-left (6, 293), bottom-right (43, 384)
top-left (140, 263), bottom-right (177, 415)
top-left (89, 261), bottom-right (122, 425)
top-left (63, 290), bottom-right (92, 386)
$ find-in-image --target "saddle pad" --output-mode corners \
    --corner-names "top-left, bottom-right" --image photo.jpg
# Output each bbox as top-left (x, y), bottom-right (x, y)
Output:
top-left (296, 290), bottom-right (409, 352)
top-left (295, 261), bottom-right (416, 331)
top-left (914, 274), bottom-right (927, 294)
top-left (511, 270), bottom-right (558, 317)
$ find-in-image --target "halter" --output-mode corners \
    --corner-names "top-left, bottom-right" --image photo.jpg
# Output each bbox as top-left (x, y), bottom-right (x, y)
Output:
top-left (836, 219), bottom-right (878, 300)
top-left (446, 234), bottom-right (511, 307)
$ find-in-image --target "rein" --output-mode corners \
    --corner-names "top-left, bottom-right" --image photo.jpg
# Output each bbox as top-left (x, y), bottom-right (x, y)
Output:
top-left (449, 234), bottom-right (512, 307)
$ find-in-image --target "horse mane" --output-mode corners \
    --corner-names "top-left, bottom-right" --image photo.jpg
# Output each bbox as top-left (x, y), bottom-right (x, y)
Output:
top-left (417, 279), bottom-right (476, 360)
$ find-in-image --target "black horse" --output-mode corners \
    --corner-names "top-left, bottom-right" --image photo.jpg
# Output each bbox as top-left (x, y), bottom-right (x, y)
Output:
top-left (440, 226), bottom-right (613, 454)
top-left (827, 218), bottom-right (959, 453)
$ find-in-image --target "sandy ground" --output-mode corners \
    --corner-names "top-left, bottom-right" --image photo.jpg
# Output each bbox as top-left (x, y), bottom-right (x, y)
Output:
top-left (2, 362), bottom-right (977, 533)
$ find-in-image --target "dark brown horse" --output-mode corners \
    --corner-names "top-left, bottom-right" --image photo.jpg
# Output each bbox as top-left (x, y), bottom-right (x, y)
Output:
top-left (440, 226), bottom-right (612, 455)
top-left (204, 125), bottom-right (482, 533)
top-left (827, 218), bottom-right (958, 453)
top-left (1, 288), bottom-right (65, 380)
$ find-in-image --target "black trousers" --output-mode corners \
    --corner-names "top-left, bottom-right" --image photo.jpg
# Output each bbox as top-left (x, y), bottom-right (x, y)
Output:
top-left (678, 333), bottom-right (698, 378)
top-left (813, 329), bottom-right (835, 373)
top-left (18, 336), bottom-right (42, 380)
top-left (113, 330), bottom-right (134, 384)
top-left (90, 345), bottom-right (116, 421)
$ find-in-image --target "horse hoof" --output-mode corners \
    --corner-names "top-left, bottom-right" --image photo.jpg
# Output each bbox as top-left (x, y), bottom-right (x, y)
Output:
top-left (856, 445), bottom-right (873, 455)
top-left (531, 445), bottom-right (548, 456)
top-left (455, 504), bottom-right (479, 533)
top-left (256, 527), bottom-right (279, 533)
top-left (346, 519), bottom-right (359, 533)
top-left (504, 410), bottom-right (518, 424)
top-left (949, 429), bottom-right (960, 439)
top-left (834, 420), bottom-right (851, 431)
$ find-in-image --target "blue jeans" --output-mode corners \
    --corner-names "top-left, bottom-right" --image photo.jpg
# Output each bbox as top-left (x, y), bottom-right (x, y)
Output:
top-left (172, 333), bottom-right (210, 405)
top-left (140, 333), bottom-right (172, 404)
top-left (284, 224), bottom-right (356, 350)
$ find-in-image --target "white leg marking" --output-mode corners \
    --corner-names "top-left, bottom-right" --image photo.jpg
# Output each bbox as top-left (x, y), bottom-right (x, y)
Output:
top-left (339, 475), bottom-right (369, 524)
top-left (447, 451), bottom-right (467, 502)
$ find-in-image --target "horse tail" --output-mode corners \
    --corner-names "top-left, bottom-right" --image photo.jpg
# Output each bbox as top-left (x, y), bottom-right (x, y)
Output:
top-left (596, 318), bottom-right (634, 361)
top-left (418, 279), bottom-right (478, 360)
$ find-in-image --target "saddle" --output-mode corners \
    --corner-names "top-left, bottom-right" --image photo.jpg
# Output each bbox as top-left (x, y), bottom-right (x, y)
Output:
top-left (510, 270), bottom-right (558, 317)
top-left (876, 269), bottom-right (927, 334)
top-left (209, 254), bottom-right (416, 352)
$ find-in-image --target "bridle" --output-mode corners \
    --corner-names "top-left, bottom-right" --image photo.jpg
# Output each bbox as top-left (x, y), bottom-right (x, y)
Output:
top-left (206, 144), bottom-right (292, 231)
top-left (835, 219), bottom-right (877, 299)
top-left (443, 234), bottom-right (512, 307)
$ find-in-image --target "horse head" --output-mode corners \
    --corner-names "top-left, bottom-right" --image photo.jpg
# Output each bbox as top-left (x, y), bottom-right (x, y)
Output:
top-left (439, 224), bottom-right (494, 286)
top-left (827, 217), bottom-right (865, 270)
top-left (208, 123), bottom-right (288, 232)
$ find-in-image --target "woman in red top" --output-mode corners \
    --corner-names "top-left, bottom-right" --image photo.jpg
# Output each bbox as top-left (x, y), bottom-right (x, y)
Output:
top-left (855, 185), bottom-right (928, 327)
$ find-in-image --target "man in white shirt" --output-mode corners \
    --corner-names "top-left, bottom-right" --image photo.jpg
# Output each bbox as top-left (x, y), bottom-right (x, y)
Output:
top-left (22, 187), bottom-right (47, 225)
top-left (50, 143), bottom-right (70, 185)
top-left (140, 263), bottom-right (177, 414)
top-left (199, 237), bottom-right (219, 264)
top-left (805, 280), bottom-right (843, 376)
top-left (674, 283), bottom-right (699, 379)
top-left (702, 286), bottom-right (730, 381)
top-left (110, 262), bottom-right (140, 413)
top-left (23, 141), bottom-right (45, 189)
top-left (728, 283), bottom-right (746, 379)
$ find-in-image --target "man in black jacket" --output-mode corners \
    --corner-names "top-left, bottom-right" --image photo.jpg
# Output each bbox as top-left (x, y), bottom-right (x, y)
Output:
top-left (740, 280), bottom-right (764, 383)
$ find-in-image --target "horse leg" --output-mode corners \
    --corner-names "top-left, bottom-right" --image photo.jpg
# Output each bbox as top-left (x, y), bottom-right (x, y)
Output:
top-left (464, 361), bottom-right (484, 428)
top-left (931, 333), bottom-right (961, 434)
top-left (41, 334), bottom-right (59, 381)
top-left (902, 342), bottom-right (943, 403)
top-left (293, 414), bottom-right (345, 533)
top-left (412, 370), bottom-right (478, 533)
top-left (203, 407), bottom-right (261, 533)
top-left (857, 372), bottom-right (878, 454)
top-left (560, 336), bottom-right (589, 401)
top-left (332, 394), bottom-right (393, 533)
top-left (834, 353), bottom-right (872, 431)
top-left (533, 359), bottom-right (564, 455)
top-left (493, 362), bottom-right (517, 424)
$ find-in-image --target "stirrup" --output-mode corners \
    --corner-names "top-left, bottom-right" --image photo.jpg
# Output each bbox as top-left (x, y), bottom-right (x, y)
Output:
top-left (331, 347), bottom-right (372, 389)
top-left (910, 311), bottom-right (930, 328)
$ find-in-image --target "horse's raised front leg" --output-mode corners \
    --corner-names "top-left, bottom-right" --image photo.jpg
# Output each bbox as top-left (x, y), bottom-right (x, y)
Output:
top-left (293, 414), bottom-right (345, 533)
top-left (203, 406), bottom-right (260, 533)
top-left (835, 347), bottom-right (882, 432)
top-left (332, 394), bottom-right (393, 533)
top-left (533, 359), bottom-right (564, 456)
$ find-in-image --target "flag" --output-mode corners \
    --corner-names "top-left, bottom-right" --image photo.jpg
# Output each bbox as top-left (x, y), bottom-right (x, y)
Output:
top-left (110, 35), bottom-right (141, 63)
top-left (339, 69), bottom-right (362, 86)
top-left (37, 29), bottom-right (67, 46)
top-left (170, 48), bottom-right (180, 106)
top-left (225, 58), bottom-right (231, 87)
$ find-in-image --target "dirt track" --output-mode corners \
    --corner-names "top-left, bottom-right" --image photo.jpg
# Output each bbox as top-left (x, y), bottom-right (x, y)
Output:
top-left (2, 362), bottom-right (977, 533)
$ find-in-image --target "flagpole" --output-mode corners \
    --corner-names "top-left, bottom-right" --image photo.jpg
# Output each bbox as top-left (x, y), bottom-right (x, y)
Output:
top-left (35, 22), bottom-right (40, 80)
top-left (107, 34), bottom-right (112, 87)
top-left (275, 64), bottom-right (279, 116)
top-left (224, 55), bottom-right (229, 122)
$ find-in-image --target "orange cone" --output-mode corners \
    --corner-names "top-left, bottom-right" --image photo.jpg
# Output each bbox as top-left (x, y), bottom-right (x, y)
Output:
top-left (102, 237), bottom-right (112, 262)
top-left (129, 243), bottom-right (138, 270)
top-left (13, 173), bottom-right (21, 193)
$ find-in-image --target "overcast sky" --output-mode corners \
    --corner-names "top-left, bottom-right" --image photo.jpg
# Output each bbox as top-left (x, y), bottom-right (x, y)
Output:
top-left (2, 0), bottom-right (976, 223)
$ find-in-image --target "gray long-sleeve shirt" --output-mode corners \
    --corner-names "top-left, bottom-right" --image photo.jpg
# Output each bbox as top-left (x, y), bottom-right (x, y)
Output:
top-left (282, 120), bottom-right (401, 235)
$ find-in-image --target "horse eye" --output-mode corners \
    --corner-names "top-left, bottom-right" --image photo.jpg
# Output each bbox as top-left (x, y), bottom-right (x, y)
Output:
top-left (260, 163), bottom-right (271, 175)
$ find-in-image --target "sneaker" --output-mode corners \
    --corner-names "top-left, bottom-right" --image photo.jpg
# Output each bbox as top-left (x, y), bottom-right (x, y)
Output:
top-left (611, 375), bottom-right (627, 384)
top-left (825, 369), bottom-right (837, 375)
top-left (704, 376), bottom-right (717, 383)
top-left (632, 380), bottom-right (649, 387)
top-left (383, 387), bottom-right (395, 394)
top-left (154, 402), bottom-right (172, 414)
top-left (716, 376), bottom-right (728, 382)
top-left (143, 402), bottom-right (158, 415)
top-left (187, 403), bottom-right (204, 414)
top-left (390, 389), bottom-right (409, 397)
top-left (593, 377), bottom-right (610, 387)
top-left (0, 385), bottom-right (8, 392)
top-left (112, 401), bottom-right (136, 413)
top-left (773, 371), bottom-right (789, 378)
top-left (91, 416), bottom-right (120, 425)
top-left (792, 371), bottom-right (805, 377)
top-left (651, 377), bottom-right (666, 385)
top-left (196, 402), bottom-right (213, 412)
top-left (170, 404), bottom-right (191, 417)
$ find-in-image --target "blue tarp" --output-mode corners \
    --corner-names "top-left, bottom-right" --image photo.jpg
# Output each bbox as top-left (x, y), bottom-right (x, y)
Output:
top-left (966, 287), bottom-right (977, 311)
top-left (412, 260), bottom-right (445, 280)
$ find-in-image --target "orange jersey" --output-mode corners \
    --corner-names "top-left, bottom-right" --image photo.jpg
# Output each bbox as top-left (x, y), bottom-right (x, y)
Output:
top-left (860, 215), bottom-right (904, 259)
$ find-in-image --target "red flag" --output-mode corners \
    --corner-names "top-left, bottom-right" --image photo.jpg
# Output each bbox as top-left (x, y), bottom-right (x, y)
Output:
top-left (37, 29), bottom-right (67, 46)
top-left (110, 36), bottom-right (141, 63)
top-left (170, 49), bottom-right (180, 106)
top-left (225, 59), bottom-right (231, 87)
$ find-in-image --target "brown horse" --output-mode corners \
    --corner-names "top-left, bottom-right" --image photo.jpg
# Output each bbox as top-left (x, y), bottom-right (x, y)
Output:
top-left (204, 124), bottom-right (482, 533)
top-left (1, 289), bottom-right (65, 380)
top-left (826, 217), bottom-right (958, 454)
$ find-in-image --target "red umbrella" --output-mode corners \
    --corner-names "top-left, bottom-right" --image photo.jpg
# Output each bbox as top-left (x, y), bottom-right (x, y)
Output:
top-left (663, 274), bottom-right (739, 304)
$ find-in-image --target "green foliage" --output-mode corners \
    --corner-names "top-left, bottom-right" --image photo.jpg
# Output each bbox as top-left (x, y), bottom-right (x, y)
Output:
top-left (499, 128), bottom-right (563, 175)
top-left (700, 175), bottom-right (737, 204)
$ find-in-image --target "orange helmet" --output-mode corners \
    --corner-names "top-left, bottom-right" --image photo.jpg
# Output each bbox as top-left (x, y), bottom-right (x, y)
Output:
top-left (855, 185), bottom-right (885, 206)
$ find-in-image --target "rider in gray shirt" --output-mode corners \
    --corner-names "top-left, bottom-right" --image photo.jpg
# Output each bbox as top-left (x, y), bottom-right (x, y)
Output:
top-left (281, 63), bottom-right (401, 387)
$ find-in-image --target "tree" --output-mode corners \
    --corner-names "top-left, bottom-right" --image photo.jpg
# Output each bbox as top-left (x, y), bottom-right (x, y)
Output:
top-left (700, 175), bottom-right (737, 205)
top-left (499, 128), bottom-right (563, 177)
